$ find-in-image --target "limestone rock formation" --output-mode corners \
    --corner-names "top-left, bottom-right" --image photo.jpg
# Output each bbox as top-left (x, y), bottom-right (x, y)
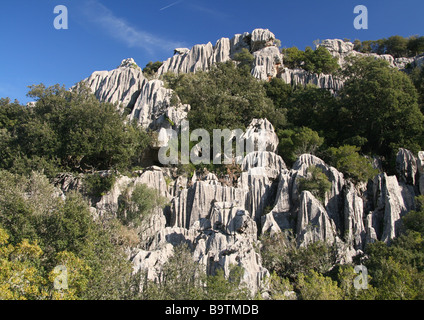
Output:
top-left (81, 58), bottom-right (145, 111)
top-left (278, 68), bottom-right (344, 92)
top-left (242, 118), bottom-right (280, 154)
top-left (297, 191), bottom-right (337, 246)
top-left (396, 148), bottom-right (417, 185)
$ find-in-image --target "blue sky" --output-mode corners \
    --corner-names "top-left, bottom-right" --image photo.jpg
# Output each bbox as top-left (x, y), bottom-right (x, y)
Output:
top-left (1, 0), bottom-right (423, 103)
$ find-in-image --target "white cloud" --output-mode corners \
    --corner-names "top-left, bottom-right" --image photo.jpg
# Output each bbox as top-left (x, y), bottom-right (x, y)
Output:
top-left (82, 0), bottom-right (184, 54)
top-left (160, 1), bottom-right (183, 11)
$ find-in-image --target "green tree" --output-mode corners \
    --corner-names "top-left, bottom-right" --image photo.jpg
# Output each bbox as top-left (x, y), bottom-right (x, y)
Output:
top-left (282, 46), bottom-right (339, 74)
top-left (385, 35), bottom-right (409, 58)
top-left (233, 48), bottom-right (255, 70)
top-left (297, 270), bottom-right (343, 300)
top-left (168, 61), bottom-right (286, 133)
top-left (277, 127), bottom-right (324, 166)
top-left (260, 232), bottom-right (336, 281)
top-left (338, 56), bottom-right (424, 162)
top-left (0, 227), bottom-right (47, 300)
top-left (326, 145), bottom-right (378, 182)
top-left (0, 84), bottom-right (151, 175)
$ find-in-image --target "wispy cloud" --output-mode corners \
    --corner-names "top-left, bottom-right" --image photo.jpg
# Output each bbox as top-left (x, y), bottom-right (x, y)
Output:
top-left (160, 0), bottom-right (183, 11)
top-left (81, 0), bottom-right (184, 54)
top-left (188, 3), bottom-right (230, 20)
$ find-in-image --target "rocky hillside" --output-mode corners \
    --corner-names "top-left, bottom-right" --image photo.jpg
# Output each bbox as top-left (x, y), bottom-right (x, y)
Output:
top-left (63, 28), bottom-right (424, 296)
top-left (53, 114), bottom-right (422, 294)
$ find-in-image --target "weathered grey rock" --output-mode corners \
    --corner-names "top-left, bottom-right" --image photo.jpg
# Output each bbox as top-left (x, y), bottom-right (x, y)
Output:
top-left (414, 54), bottom-right (424, 68)
top-left (242, 118), bottom-right (279, 154)
top-left (239, 170), bottom-right (273, 224)
top-left (250, 29), bottom-right (276, 52)
top-left (261, 170), bottom-right (298, 235)
top-left (372, 173), bottom-right (415, 243)
top-left (317, 39), bottom-right (356, 66)
top-left (293, 154), bottom-right (345, 230)
top-left (132, 244), bottom-right (174, 281)
top-left (297, 191), bottom-right (337, 246)
top-left (196, 232), bottom-right (269, 294)
top-left (81, 58), bottom-right (145, 110)
top-left (395, 57), bottom-right (415, 69)
top-left (93, 169), bottom-right (171, 219)
top-left (210, 203), bottom-right (257, 237)
top-left (170, 180), bottom-right (246, 229)
top-left (129, 79), bottom-right (186, 130)
top-left (53, 173), bottom-right (84, 194)
top-left (344, 183), bottom-right (365, 250)
top-left (417, 151), bottom-right (424, 194)
top-left (396, 148), bottom-right (417, 185)
top-left (241, 151), bottom-right (286, 180)
top-left (251, 46), bottom-right (283, 80)
top-left (278, 68), bottom-right (344, 91)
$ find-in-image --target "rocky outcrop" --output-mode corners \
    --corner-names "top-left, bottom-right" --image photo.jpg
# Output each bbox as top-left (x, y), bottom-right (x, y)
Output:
top-left (242, 118), bottom-right (280, 154)
top-left (278, 68), bottom-right (344, 92)
top-left (251, 46), bottom-right (283, 80)
top-left (318, 39), bottom-right (356, 66)
top-left (81, 58), bottom-right (145, 111)
top-left (371, 173), bottom-right (415, 243)
top-left (128, 79), bottom-right (189, 130)
top-left (242, 151), bottom-right (286, 180)
top-left (396, 148), bottom-right (418, 185)
top-left (297, 191), bottom-right (337, 246)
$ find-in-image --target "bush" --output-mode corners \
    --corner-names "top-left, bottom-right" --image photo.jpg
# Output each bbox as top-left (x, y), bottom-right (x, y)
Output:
top-left (282, 46), bottom-right (339, 74)
top-left (277, 127), bottom-right (324, 166)
top-left (326, 145), bottom-right (378, 182)
top-left (143, 61), bottom-right (163, 76)
top-left (83, 172), bottom-right (116, 197)
top-left (297, 166), bottom-right (331, 203)
top-left (0, 84), bottom-right (151, 175)
top-left (118, 183), bottom-right (168, 229)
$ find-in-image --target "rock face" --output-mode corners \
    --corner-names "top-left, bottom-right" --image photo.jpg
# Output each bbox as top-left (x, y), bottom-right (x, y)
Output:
top-left (74, 28), bottom-right (424, 294)
top-left (242, 118), bottom-right (280, 154)
top-left (78, 116), bottom-right (422, 294)
top-left (80, 29), bottom-right (424, 139)
top-left (297, 191), bottom-right (337, 246)
top-left (81, 58), bottom-right (145, 111)
top-left (279, 68), bottom-right (344, 92)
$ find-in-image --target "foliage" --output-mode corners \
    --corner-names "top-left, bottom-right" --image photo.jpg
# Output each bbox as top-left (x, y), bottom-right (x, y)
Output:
top-left (117, 183), bottom-right (169, 229)
top-left (410, 66), bottom-right (424, 111)
top-left (354, 35), bottom-right (424, 58)
top-left (233, 48), bottom-right (255, 70)
top-left (143, 61), bottom-right (163, 76)
top-left (326, 145), bottom-right (378, 182)
top-left (0, 84), bottom-right (151, 176)
top-left (165, 61), bottom-right (286, 133)
top-left (297, 270), bottom-right (343, 300)
top-left (297, 166), bottom-right (332, 203)
top-left (282, 46), bottom-right (340, 74)
top-left (338, 56), bottom-right (424, 163)
top-left (403, 196), bottom-right (424, 237)
top-left (0, 170), bottom-right (135, 300)
top-left (83, 172), bottom-right (116, 197)
top-left (277, 127), bottom-right (324, 166)
top-left (260, 232), bottom-right (336, 281)
top-left (0, 227), bottom-right (47, 300)
top-left (205, 265), bottom-right (252, 300)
